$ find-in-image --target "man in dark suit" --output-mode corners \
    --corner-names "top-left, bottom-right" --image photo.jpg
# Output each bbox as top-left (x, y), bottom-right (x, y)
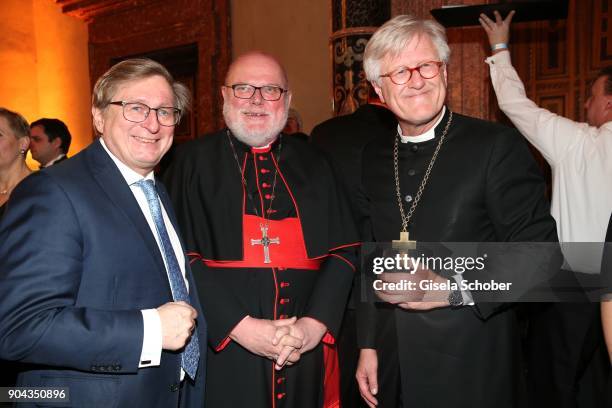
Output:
top-left (29, 118), bottom-right (72, 168)
top-left (0, 58), bottom-right (206, 407)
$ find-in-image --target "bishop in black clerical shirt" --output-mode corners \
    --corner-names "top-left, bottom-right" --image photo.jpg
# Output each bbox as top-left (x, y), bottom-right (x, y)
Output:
top-left (353, 15), bottom-right (559, 408)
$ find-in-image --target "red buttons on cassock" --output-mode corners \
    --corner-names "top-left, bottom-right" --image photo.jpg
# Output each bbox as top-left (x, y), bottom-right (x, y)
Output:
top-left (280, 282), bottom-right (290, 288)
top-left (277, 393), bottom-right (286, 400)
top-left (265, 194), bottom-right (272, 200)
top-left (259, 156), bottom-right (267, 161)
top-left (260, 168), bottom-right (269, 174)
top-left (280, 298), bottom-right (290, 304)
top-left (276, 377), bottom-right (285, 384)
top-left (262, 182), bottom-right (270, 188)
top-left (279, 314), bottom-right (288, 319)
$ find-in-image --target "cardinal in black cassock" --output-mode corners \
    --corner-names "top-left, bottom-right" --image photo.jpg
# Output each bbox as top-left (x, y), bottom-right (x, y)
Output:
top-left (163, 52), bottom-right (359, 408)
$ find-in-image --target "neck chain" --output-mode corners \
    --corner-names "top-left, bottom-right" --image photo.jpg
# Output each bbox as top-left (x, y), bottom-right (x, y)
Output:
top-left (394, 111), bottom-right (453, 235)
top-left (226, 129), bottom-right (282, 221)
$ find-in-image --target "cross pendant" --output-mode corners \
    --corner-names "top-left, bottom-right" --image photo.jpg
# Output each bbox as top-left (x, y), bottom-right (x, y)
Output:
top-left (392, 231), bottom-right (416, 250)
top-left (250, 224), bottom-right (280, 264)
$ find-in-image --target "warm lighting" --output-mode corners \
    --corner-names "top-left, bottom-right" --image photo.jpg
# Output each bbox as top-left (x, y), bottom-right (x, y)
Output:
top-left (1, 0), bottom-right (92, 166)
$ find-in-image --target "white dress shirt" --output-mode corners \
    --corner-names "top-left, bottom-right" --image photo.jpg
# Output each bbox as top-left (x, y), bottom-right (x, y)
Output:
top-left (486, 50), bottom-right (612, 273)
top-left (100, 139), bottom-right (188, 369)
top-left (43, 154), bottom-right (66, 168)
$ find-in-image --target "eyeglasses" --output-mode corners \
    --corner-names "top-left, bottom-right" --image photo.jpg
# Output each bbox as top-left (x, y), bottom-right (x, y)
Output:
top-left (379, 61), bottom-right (444, 85)
top-left (108, 101), bottom-right (181, 127)
top-left (224, 84), bottom-right (287, 101)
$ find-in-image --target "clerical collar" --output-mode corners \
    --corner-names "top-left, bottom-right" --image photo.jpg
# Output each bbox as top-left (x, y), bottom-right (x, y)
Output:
top-left (251, 143), bottom-right (272, 153)
top-left (398, 106), bottom-right (446, 144)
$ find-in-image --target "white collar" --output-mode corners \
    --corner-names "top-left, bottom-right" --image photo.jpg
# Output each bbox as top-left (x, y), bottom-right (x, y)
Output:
top-left (43, 154), bottom-right (66, 168)
top-left (99, 138), bottom-right (155, 185)
top-left (398, 106), bottom-right (446, 144)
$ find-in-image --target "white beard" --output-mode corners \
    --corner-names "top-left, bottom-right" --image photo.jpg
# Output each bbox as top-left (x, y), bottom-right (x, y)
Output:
top-left (223, 101), bottom-right (289, 147)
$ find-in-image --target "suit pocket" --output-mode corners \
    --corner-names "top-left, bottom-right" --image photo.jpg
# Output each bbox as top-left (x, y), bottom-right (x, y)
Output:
top-left (36, 374), bottom-right (119, 408)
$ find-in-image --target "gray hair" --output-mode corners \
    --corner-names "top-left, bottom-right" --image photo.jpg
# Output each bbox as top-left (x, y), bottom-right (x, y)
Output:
top-left (0, 108), bottom-right (30, 139)
top-left (364, 15), bottom-right (450, 86)
top-left (92, 58), bottom-right (191, 114)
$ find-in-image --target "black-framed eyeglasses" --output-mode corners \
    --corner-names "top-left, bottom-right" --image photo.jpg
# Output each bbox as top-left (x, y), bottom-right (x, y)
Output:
top-left (224, 84), bottom-right (288, 101)
top-left (379, 61), bottom-right (444, 85)
top-left (108, 101), bottom-right (181, 127)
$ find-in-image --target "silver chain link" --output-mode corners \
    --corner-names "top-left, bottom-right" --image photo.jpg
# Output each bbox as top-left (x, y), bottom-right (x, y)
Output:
top-left (394, 111), bottom-right (453, 233)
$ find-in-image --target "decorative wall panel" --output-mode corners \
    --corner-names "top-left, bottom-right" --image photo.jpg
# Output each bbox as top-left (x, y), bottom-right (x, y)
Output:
top-left (331, 0), bottom-right (391, 115)
top-left (59, 0), bottom-right (230, 141)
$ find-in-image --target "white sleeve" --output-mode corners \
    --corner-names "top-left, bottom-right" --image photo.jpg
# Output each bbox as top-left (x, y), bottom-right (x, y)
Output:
top-left (485, 50), bottom-right (587, 166)
top-left (139, 309), bottom-right (162, 367)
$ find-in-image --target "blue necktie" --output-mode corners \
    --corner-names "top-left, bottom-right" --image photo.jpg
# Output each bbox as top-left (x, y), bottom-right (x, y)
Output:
top-left (136, 179), bottom-right (199, 379)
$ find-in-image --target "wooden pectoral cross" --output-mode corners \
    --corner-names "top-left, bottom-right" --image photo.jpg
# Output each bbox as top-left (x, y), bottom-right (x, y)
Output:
top-left (392, 231), bottom-right (416, 250)
top-left (251, 224), bottom-right (280, 264)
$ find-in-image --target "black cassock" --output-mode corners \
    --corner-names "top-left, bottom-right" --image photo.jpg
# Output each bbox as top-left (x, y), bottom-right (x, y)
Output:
top-left (163, 131), bottom-right (358, 408)
top-left (356, 109), bottom-right (558, 408)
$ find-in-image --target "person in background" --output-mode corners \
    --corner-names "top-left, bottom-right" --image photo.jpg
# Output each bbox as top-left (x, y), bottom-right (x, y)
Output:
top-left (0, 107), bottom-right (31, 391)
top-left (29, 118), bottom-right (72, 168)
top-left (0, 108), bottom-right (31, 217)
top-left (481, 10), bottom-right (612, 407)
top-left (283, 107), bottom-right (309, 141)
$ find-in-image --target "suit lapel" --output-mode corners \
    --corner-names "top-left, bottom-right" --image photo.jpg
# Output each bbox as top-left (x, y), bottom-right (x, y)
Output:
top-left (86, 140), bottom-right (172, 298)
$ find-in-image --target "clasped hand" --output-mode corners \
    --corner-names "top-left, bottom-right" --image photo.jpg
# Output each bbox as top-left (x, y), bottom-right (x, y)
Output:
top-left (230, 316), bottom-right (327, 370)
top-left (375, 265), bottom-right (450, 311)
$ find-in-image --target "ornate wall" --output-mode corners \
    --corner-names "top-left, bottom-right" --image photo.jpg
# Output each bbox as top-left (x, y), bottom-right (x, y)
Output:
top-left (330, 0), bottom-right (391, 115)
top-left (1, 0), bottom-right (91, 165)
top-left (392, 0), bottom-right (612, 122)
top-left (58, 0), bottom-right (230, 142)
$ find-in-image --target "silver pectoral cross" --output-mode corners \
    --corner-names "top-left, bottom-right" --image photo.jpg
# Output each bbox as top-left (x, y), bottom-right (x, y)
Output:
top-left (251, 224), bottom-right (280, 264)
top-left (392, 231), bottom-right (416, 250)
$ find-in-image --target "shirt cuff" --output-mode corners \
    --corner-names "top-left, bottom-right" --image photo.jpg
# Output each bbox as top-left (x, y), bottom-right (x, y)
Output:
top-left (139, 309), bottom-right (162, 367)
top-left (452, 274), bottom-right (475, 306)
top-left (485, 49), bottom-right (511, 66)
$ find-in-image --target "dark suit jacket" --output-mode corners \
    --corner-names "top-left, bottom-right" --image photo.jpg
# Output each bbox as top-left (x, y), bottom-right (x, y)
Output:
top-left (311, 104), bottom-right (396, 215)
top-left (0, 140), bottom-right (206, 407)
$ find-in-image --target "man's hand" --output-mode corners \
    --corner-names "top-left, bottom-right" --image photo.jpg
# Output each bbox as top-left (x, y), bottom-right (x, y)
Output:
top-left (375, 268), bottom-right (450, 311)
top-left (356, 348), bottom-right (378, 408)
top-left (274, 317), bottom-right (327, 370)
top-left (230, 316), bottom-right (303, 361)
top-left (479, 10), bottom-right (515, 53)
top-left (158, 301), bottom-right (198, 350)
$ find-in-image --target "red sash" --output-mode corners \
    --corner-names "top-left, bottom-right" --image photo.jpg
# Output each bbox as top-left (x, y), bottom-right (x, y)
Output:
top-left (204, 214), bottom-right (321, 270)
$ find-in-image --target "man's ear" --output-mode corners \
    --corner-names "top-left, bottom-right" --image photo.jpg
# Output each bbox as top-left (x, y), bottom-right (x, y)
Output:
top-left (371, 80), bottom-right (386, 104)
top-left (221, 86), bottom-right (230, 102)
top-left (51, 137), bottom-right (62, 149)
top-left (92, 107), bottom-right (105, 135)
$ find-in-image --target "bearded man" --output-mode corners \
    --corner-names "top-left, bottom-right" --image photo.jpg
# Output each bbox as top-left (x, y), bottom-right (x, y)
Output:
top-left (163, 51), bottom-right (358, 408)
